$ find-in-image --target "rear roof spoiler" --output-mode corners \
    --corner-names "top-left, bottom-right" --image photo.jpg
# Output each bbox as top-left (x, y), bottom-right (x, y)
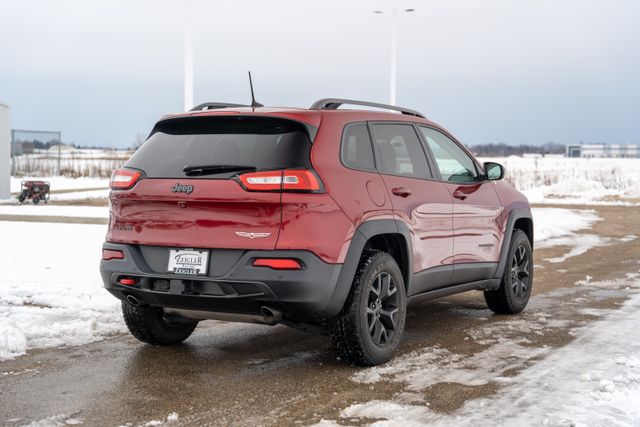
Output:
top-left (156, 112), bottom-right (319, 143)
top-left (310, 98), bottom-right (425, 119)
top-left (190, 102), bottom-right (250, 111)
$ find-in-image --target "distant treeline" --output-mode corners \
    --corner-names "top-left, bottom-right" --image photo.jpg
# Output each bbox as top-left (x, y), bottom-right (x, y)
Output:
top-left (468, 143), bottom-right (565, 157)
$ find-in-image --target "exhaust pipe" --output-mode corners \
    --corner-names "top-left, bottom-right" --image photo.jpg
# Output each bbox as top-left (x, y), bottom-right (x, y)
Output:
top-left (260, 306), bottom-right (282, 325)
top-left (126, 294), bottom-right (141, 307)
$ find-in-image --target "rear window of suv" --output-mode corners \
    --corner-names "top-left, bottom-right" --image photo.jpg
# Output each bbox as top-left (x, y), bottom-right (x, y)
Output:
top-left (126, 116), bottom-right (312, 178)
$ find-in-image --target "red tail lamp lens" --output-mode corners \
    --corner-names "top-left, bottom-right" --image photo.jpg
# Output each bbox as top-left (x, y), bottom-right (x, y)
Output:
top-left (252, 258), bottom-right (302, 270)
top-left (238, 170), bottom-right (321, 192)
top-left (102, 249), bottom-right (125, 260)
top-left (110, 169), bottom-right (142, 190)
top-left (119, 277), bottom-right (137, 286)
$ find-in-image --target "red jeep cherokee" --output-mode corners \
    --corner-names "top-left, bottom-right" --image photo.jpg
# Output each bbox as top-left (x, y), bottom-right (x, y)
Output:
top-left (101, 99), bottom-right (533, 366)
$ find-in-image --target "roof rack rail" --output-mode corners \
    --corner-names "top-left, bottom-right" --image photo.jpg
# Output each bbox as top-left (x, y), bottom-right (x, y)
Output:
top-left (190, 102), bottom-right (250, 112)
top-left (310, 98), bottom-right (425, 119)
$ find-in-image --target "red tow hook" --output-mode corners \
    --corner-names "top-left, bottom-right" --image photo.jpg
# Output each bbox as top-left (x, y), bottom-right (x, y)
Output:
top-left (119, 277), bottom-right (137, 286)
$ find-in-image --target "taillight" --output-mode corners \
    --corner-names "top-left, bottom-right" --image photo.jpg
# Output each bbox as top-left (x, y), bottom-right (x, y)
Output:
top-left (102, 249), bottom-right (125, 260)
top-left (110, 168), bottom-right (142, 190)
top-left (253, 258), bottom-right (303, 270)
top-left (237, 169), bottom-right (322, 193)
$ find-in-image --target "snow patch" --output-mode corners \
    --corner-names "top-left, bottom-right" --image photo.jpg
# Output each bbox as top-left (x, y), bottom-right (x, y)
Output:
top-left (119, 412), bottom-right (179, 427)
top-left (352, 341), bottom-right (548, 390)
top-left (340, 278), bottom-right (640, 427)
top-left (0, 222), bottom-right (124, 360)
top-left (532, 207), bottom-right (601, 244)
top-left (0, 320), bottom-right (27, 360)
top-left (22, 413), bottom-right (83, 426)
top-left (532, 208), bottom-right (612, 262)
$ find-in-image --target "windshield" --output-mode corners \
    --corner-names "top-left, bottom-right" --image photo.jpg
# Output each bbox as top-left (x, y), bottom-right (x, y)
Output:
top-left (126, 116), bottom-right (312, 178)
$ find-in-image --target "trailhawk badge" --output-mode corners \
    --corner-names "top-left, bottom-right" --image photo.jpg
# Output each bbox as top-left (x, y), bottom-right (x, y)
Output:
top-left (235, 231), bottom-right (271, 239)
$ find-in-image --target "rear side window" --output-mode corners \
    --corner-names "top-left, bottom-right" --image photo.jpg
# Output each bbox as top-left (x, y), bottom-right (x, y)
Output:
top-left (370, 124), bottom-right (431, 179)
top-left (341, 123), bottom-right (376, 171)
top-left (127, 116), bottom-right (312, 178)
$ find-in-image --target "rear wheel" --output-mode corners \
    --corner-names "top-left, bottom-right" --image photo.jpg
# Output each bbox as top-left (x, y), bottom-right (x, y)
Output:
top-left (484, 229), bottom-right (533, 314)
top-left (121, 302), bottom-right (198, 345)
top-left (330, 251), bottom-right (406, 366)
top-left (32, 197), bottom-right (40, 205)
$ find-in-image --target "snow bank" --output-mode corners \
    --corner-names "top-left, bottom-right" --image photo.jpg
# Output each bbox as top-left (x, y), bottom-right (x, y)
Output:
top-left (0, 222), bottom-right (123, 360)
top-left (479, 157), bottom-right (640, 205)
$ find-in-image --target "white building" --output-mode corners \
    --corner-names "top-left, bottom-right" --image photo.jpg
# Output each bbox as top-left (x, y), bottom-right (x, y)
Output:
top-left (566, 144), bottom-right (640, 158)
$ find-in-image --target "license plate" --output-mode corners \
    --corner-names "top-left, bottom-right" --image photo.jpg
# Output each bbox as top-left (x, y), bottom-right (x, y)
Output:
top-left (168, 248), bottom-right (209, 276)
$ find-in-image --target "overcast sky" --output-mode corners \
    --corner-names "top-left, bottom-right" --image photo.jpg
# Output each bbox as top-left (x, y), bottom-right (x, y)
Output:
top-left (1, 0), bottom-right (639, 148)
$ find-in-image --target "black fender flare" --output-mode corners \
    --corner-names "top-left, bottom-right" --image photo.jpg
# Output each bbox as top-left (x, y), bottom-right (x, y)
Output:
top-left (493, 207), bottom-right (534, 281)
top-left (321, 219), bottom-right (413, 318)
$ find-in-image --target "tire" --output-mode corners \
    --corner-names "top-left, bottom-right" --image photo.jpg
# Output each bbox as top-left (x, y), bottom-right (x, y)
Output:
top-left (121, 302), bottom-right (198, 345)
top-left (484, 229), bottom-right (533, 314)
top-left (32, 197), bottom-right (40, 205)
top-left (330, 250), bottom-right (406, 366)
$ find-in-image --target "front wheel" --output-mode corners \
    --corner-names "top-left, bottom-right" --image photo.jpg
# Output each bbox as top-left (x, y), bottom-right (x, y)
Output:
top-left (330, 251), bottom-right (406, 366)
top-left (484, 229), bottom-right (533, 314)
top-left (122, 302), bottom-right (198, 345)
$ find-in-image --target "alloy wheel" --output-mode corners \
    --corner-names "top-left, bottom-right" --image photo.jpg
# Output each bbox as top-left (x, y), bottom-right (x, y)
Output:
top-left (366, 272), bottom-right (400, 346)
top-left (510, 244), bottom-right (531, 301)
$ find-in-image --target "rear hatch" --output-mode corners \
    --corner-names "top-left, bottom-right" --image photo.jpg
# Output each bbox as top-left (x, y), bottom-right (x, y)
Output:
top-left (107, 115), bottom-right (317, 250)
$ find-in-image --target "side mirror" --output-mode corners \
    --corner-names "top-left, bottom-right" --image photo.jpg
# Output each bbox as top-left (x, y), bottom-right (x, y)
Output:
top-left (483, 162), bottom-right (505, 181)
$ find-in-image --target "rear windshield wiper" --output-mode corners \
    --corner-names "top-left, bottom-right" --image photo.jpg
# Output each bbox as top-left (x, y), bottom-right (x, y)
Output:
top-left (183, 164), bottom-right (257, 177)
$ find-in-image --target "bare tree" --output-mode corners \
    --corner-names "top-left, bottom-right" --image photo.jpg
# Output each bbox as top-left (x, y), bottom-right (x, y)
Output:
top-left (133, 132), bottom-right (147, 150)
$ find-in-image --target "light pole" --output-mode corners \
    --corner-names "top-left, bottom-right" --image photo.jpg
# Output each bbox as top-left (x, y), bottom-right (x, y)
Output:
top-left (184, 0), bottom-right (194, 111)
top-left (374, 8), bottom-right (415, 106)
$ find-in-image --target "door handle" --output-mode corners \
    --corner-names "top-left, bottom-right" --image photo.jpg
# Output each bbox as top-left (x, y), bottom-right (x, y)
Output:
top-left (453, 190), bottom-right (468, 200)
top-left (392, 187), bottom-right (412, 198)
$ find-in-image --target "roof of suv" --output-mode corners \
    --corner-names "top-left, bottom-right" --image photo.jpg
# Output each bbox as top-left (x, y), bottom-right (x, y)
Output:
top-left (159, 99), bottom-right (437, 129)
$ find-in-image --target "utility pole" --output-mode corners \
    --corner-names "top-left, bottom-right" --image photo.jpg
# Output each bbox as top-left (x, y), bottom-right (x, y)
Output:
top-left (389, 9), bottom-right (398, 106)
top-left (184, 0), bottom-right (194, 111)
top-left (374, 8), bottom-right (415, 106)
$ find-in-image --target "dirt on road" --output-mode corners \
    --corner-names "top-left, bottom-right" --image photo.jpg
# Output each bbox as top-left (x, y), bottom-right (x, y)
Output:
top-left (1, 205), bottom-right (639, 427)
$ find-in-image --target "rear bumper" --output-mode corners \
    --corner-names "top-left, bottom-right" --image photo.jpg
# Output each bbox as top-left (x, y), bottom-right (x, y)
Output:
top-left (100, 242), bottom-right (343, 323)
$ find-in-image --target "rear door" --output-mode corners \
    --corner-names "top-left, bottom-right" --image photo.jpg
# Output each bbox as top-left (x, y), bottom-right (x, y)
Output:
top-left (369, 123), bottom-right (455, 295)
top-left (107, 116), bottom-right (314, 250)
top-left (418, 126), bottom-right (504, 283)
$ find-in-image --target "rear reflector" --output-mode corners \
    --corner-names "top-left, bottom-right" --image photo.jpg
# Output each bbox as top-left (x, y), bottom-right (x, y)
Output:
top-left (252, 258), bottom-right (302, 270)
top-left (110, 168), bottom-right (142, 190)
top-left (119, 277), bottom-right (137, 286)
top-left (238, 169), bottom-right (322, 192)
top-left (102, 249), bottom-right (125, 260)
